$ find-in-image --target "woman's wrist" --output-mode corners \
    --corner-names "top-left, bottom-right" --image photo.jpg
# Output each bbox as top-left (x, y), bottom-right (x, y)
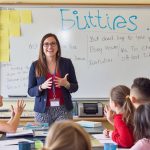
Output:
top-left (65, 82), bottom-right (70, 89)
top-left (39, 84), bottom-right (43, 91)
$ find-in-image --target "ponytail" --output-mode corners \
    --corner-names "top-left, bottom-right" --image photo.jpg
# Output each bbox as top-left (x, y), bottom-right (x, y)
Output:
top-left (122, 96), bottom-right (135, 128)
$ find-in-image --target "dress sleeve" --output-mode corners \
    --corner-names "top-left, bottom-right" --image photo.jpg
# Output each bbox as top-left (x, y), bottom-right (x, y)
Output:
top-left (67, 59), bottom-right (78, 93)
top-left (28, 62), bottom-right (42, 97)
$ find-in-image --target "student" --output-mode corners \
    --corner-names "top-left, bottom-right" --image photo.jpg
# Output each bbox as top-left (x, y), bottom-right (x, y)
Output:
top-left (42, 120), bottom-right (92, 150)
top-left (130, 77), bottom-right (150, 108)
top-left (28, 33), bottom-right (78, 125)
top-left (130, 103), bottom-right (150, 150)
top-left (0, 95), bottom-right (26, 133)
top-left (103, 85), bottom-right (135, 148)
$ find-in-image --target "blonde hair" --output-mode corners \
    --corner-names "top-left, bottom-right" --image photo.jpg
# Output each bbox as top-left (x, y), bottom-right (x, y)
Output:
top-left (42, 120), bottom-right (91, 150)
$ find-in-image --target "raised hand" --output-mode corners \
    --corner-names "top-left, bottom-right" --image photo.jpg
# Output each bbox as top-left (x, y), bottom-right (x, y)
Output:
top-left (104, 105), bottom-right (115, 125)
top-left (13, 100), bottom-right (26, 116)
top-left (10, 105), bottom-right (15, 118)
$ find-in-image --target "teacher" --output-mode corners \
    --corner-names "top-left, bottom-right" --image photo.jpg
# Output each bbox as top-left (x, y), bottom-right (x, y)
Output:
top-left (28, 33), bottom-right (78, 125)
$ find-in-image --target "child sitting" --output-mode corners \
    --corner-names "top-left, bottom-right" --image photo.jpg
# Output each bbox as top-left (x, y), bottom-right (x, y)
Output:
top-left (130, 77), bottom-right (150, 108)
top-left (42, 120), bottom-right (92, 150)
top-left (130, 103), bottom-right (150, 150)
top-left (103, 85), bottom-right (135, 148)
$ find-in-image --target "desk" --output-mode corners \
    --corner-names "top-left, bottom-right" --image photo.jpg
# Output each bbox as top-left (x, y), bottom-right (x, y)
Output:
top-left (92, 134), bottom-right (130, 150)
top-left (0, 116), bottom-right (113, 129)
top-left (73, 116), bottom-right (113, 129)
top-left (0, 133), bottom-right (129, 150)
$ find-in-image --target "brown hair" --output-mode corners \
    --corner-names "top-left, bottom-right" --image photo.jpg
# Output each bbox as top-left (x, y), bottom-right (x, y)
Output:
top-left (36, 33), bottom-right (61, 77)
top-left (42, 120), bottom-right (92, 150)
top-left (134, 103), bottom-right (150, 141)
top-left (110, 85), bottom-right (135, 128)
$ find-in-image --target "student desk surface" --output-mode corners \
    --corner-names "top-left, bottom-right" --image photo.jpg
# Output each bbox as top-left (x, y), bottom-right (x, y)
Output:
top-left (0, 132), bottom-right (130, 150)
top-left (0, 116), bottom-right (113, 129)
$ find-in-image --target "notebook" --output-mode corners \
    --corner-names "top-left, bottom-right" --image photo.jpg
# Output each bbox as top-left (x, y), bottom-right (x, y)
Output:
top-left (6, 128), bottom-right (33, 137)
top-left (83, 126), bottom-right (104, 134)
top-left (76, 120), bottom-right (102, 128)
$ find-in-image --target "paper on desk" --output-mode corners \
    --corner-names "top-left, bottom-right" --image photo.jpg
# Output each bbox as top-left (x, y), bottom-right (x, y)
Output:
top-left (6, 127), bottom-right (33, 137)
top-left (76, 120), bottom-right (102, 127)
top-left (0, 138), bottom-right (34, 146)
top-left (0, 145), bottom-right (18, 150)
top-left (34, 130), bottom-right (48, 137)
top-left (92, 134), bottom-right (116, 144)
top-left (90, 135), bottom-right (103, 147)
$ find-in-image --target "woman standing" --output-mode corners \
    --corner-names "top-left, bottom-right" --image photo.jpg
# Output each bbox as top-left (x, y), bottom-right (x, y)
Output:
top-left (28, 33), bottom-right (78, 125)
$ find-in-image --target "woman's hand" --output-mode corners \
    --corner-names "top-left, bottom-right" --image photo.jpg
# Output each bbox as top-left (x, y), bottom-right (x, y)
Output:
top-left (41, 77), bottom-right (52, 90)
top-left (54, 74), bottom-right (69, 88)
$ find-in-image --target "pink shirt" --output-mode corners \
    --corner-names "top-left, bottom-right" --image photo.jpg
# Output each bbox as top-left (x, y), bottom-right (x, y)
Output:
top-left (130, 138), bottom-right (150, 150)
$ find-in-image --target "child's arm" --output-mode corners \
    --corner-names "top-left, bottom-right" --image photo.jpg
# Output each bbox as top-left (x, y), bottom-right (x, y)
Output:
top-left (0, 100), bottom-right (26, 133)
top-left (111, 115), bottom-right (134, 148)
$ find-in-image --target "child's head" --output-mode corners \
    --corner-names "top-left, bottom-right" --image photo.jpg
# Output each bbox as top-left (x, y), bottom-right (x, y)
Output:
top-left (110, 85), bottom-right (134, 127)
top-left (42, 120), bottom-right (91, 150)
top-left (134, 103), bottom-right (150, 141)
top-left (130, 77), bottom-right (150, 108)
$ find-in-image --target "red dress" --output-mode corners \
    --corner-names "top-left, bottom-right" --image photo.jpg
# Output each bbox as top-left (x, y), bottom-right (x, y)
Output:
top-left (112, 114), bottom-right (134, 148)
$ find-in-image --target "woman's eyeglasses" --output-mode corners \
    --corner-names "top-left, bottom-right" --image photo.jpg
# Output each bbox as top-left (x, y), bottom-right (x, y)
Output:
top-left (43, 42), bottom-right (57, 47)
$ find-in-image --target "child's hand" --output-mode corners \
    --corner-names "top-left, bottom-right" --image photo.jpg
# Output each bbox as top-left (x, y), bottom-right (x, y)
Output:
top-left (13, 100), bottom-right (26, 116)
top-left (10, 105), bottom-right (15, 118)
top-left (109, 131), bottom-right (113, 138)
top-left (104, 105), bottom-right (115, 125)
top-left (103, 129), bottom-right (110, 138)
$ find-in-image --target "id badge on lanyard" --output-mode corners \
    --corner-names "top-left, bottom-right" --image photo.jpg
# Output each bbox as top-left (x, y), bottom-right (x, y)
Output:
top-left (50, 65), bottom-right (60, 107)
top-left (50, 98), bottom-right (60, 107)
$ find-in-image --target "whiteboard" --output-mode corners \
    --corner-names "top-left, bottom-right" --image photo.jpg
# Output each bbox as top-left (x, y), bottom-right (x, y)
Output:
top-left (0, 5), bottom-right (150, 98)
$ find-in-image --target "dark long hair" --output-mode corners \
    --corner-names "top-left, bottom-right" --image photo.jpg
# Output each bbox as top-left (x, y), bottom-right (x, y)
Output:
top-left (110, 85), bottom-right (135, 128)
top-left (35, 33), bottom-right (61, 77)
top-left (134, 103), bottom-right (150, 141)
